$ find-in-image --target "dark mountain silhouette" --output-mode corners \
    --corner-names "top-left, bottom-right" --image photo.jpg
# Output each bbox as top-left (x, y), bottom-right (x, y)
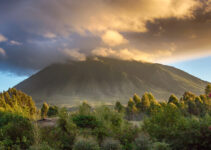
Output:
top-left (15, 57), bottom-right (208, 106)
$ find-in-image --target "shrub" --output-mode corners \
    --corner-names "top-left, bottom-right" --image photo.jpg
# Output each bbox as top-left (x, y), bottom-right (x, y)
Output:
top-left (115, 122), bottom-right (139, 150)
top-left (134, 134), bottom-right (152, 150)
top-left (29, 142), bottom-right (54, 150)
top-left (153, 142), bottom-right (171, 150)
top-left (143, 106), bottom-right (211, 150)
top-left (0, 111), bottom-right (34, 149)
top-left (72, 114), bottom-right (100, 129)
top-left (101, 138), bottom-right (122, 150)
top-left (73, 138), bottom-right (100, 150)
top-left (47, 106), bottom-right (59, 117)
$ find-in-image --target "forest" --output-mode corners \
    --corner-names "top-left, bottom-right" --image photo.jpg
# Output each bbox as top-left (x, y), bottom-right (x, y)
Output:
top-left (0, 85), bottom-right (211, 150)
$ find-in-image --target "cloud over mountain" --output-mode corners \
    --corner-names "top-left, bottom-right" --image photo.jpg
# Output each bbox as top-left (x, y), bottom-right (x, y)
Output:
top-left (0, 0), bottom-right (210, 75)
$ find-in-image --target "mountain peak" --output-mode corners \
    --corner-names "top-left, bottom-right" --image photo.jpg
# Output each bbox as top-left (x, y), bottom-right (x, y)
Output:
top-left (15, 58), bottom-right (208, 106)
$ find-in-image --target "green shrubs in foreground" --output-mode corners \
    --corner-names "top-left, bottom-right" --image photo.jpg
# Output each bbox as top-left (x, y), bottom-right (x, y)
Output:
top-left (1, 84), bottom-right (211, 149)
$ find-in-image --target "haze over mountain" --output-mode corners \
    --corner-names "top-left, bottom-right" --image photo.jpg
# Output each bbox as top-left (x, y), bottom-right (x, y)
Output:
top-left (15, 57), bottom-right (208, 106)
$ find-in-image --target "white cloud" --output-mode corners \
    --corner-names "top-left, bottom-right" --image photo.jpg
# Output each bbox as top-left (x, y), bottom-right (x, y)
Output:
top-left (10, 40), bottom-right (22, 45)
top-left (101, 30), bottom-right (128, 46)
top-left (0, 48), bottom-right (6, 56)
top-left (63, 48), bottom-right (86, 61)
top-left (0, 34), bottom-right (7, 42)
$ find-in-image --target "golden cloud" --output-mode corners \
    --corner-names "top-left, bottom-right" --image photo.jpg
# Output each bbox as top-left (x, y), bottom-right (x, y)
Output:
top-left (101, 30), bottom-right (128, 46)
top-left (92, 47), bottom-right (174, 62)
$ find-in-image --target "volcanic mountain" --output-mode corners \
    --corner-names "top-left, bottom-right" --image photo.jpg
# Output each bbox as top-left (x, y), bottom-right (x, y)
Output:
top-left (15, 57), bottom-right (208, 106)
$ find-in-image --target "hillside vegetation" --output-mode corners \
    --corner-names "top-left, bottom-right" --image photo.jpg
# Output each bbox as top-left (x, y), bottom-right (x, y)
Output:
top-left (0, 84), bottom-right (211, 149)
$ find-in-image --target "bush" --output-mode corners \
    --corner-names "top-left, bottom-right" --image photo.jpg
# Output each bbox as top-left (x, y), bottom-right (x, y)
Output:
top-left (153, 142), bottom-right (171, 150)
top-left (47, 106), bottom-right (59, 117)
top-left (0, 111), bottom-right (34, 149)
top-left (73, 138), bottom-right (100, 150)
top-left (72, 114), bottom-right (100, 129)
top-left (115, 122), bottom-right (139, 150)
top-left (101, 138), bottom-right (122, 150)
top-left (143, 106), bottom-right (211, 150)
top-left (134, 134), bottom-right (152, 150)
top-left (39, 108), bottom-right (77, 150)
top-left (29, 142), bottom-right (54, 150)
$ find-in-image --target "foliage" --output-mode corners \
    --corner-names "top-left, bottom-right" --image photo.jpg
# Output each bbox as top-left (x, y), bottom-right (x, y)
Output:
top-left (0, 111), bottom-right (35, 149)
top-left (72, 114), bottom-right (100, 129)
top-left (73, 138), bottom-right (100, 150)
top-left (101, 138), bottom-right (122, 150)
top-left (143, 106), bottom-right (211, 150)
top-left (41, 102), bottom-right (49, 119)
top-left (0, 88), bottom-right (37, 118)
top-left (152, 142), bottom-right (171, 150)
top-left (133, 133), bottom-right (152, 150)
top-left (39, 108), bottom-right (77, 150)
top-left (115, 101), bottom-right (125, 113)
top-left (29, 142), bottom-right (54, 150)
top-left (168, 94), bottom-right (179, 106)
top-left (47, 105), bottom-right (59, 117)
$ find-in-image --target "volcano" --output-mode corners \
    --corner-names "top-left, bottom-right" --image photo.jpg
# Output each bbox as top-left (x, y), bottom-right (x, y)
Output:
top-left (15, 57), bottom-right (208, 106)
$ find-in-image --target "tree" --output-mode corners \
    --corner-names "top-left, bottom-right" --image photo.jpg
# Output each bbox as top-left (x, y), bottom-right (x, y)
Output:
top-left (205, 84), bottom-right (211, 98)
top-left (128, 98), bottom-right (135, 109)
top-left (47, 105), bottom-right (59, 117)
top-left (140, 93), bottom-right (150, 112)
top-left (133, 94), bottom-right (141, 104)
top-left (147, 92), bottom-right (156, 103)
top-left (182, 91), bottom-right (196, 102)
top-left (115, 101), bottom-right (125, 113)
top-left (0, 88), bottom-right (37, 118)
top-left (168, 94), bottom-right (179, 106)
top-left (41, 102), bottom-right (49, 119)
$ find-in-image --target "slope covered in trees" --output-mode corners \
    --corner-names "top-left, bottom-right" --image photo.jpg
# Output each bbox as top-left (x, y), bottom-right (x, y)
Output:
top-left (0, 85), bottom-right (211, 149)
top-left (15, 57), bottom-right (208, 105)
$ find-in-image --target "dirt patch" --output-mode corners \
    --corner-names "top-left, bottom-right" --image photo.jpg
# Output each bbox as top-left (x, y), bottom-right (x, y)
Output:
top-left (36, 118), bottom-right (58, 127)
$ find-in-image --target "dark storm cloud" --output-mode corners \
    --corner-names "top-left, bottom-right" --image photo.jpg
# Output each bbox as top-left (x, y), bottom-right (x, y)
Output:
top-left (0, 0), bottom-right (210, 75)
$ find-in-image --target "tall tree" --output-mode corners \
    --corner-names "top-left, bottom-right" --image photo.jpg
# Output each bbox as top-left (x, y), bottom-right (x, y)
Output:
top-left (205, 84), bottom-right (211, 98)
top-left (140, 93), bottom-right (150, 112)
top-left (168, 94), bottom-right (179, 106)
top-left (41, 102), bottom-right (49, 119)
top-left (133, 94), bottom-right (141, 104)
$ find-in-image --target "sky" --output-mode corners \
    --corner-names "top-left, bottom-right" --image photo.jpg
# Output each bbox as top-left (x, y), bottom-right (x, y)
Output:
top-left (0, 0), bottom-right (211, 91)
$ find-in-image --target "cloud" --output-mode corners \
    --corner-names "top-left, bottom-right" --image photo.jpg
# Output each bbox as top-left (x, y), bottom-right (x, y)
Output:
top-left (92, 47), bottom-right (174, 62)
top-left (101, 30), bottom-right (128, 46)
top-left (43, 32), bottom-right (57, 39)
top-left (0, 0), bottom-right (210, 75)
top-left (0, 34), bottom-right (7, 42)
top-left (10, 40), bottom-right (22, 45)
top-left (63, 48), bottom-right (86, 61)
top-left (0, 48), bottom-right (6, 56)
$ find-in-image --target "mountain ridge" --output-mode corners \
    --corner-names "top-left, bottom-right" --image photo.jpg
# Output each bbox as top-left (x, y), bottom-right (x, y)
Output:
top-left (15, 57), bottom-right (209, 106)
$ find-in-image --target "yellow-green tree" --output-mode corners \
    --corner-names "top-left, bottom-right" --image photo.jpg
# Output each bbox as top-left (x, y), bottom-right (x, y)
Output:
top-left (0, 88), bottom-right (37, 118)
top-left (168, 94), bottom-right (179, 106)
top-left (140, 93), bottom-right (150, 112)
top-left (41, 102), bottom-right (49, 119)
top-left (133, 94), bottom-right (141, 104)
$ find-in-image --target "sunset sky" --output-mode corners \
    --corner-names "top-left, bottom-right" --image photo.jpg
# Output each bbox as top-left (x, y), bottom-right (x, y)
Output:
top-left (0, 0), bottom-right (211, 91)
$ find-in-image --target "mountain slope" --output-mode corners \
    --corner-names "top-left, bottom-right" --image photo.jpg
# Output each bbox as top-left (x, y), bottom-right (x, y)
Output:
top-left (15, 57), bottom-right (208, 106)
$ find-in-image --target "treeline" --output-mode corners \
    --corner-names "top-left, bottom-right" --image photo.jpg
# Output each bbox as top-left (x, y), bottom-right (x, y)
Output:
top-left (0, 85), bottom-right (211, 149)
top-left (115, 84), bottom-right (211, 119)
top-left (0, 88), bottom-right (37, 118)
